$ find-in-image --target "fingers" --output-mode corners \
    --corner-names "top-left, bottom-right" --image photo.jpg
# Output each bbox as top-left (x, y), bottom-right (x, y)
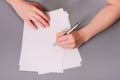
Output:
top-left (30, 16), bottom-right (45, 28)
top-left (57, 39), bottom-right (77, 49)
top-left (36, 10), bottom-right (50, 22)
top-left (13, 1), bottom-right (50, 29)
top-left (26, 20), bottom-right (38, 30)
top-left (33, 5), bottom-right (50, 23)
top-left (31, 3), bottom-right (50, 28)
top-left (34, 10), bottom-right (49, 28)
top-left (56, 32), bottom-right (80, 49)
top-left (57, 35), bottom-right (68, 43)
top-left (32, 13), bottom-right (49, 27)
top-left (57, 40), bottom-right (72, 47)
top-left (56, 34), bottom-right (71, 48)
top-left (61, 44), bottom-right (77, 49)
top-left (34, 14), bottom-right (49, 27)
top-left (56, 32), bottom-right (66, 37)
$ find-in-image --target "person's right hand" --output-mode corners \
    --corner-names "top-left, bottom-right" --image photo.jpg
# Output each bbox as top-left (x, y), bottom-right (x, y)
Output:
top-left (9, 0), bottom-right (50, 30)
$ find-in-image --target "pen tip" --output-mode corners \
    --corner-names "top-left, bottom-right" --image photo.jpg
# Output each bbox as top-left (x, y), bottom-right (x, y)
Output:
top-left (53, 43), bottom-right (57, 46)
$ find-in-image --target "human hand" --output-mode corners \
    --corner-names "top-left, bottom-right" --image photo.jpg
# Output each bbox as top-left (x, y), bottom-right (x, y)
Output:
top-left (9, 0), bottom-right (50, 30)
top-left (56, 30), bottom-right (87, 49)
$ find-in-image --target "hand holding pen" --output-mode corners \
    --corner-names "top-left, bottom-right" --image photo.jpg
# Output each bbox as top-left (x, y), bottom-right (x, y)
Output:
top-left (55, 23), bottom-right (87, 49)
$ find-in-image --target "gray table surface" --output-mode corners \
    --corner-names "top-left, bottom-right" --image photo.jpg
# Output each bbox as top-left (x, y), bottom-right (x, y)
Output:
top-left (0, 0), bottom-right (120, 80)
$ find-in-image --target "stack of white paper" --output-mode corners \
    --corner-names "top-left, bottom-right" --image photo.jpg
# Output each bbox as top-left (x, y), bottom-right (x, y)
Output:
top-left (19, 8), bottom-right (82, 75)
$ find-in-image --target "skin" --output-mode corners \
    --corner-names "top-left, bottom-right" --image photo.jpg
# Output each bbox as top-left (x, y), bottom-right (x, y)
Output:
top-left (6, 0), bottom-right (120, 49)
top-left (6, 0), bottom-right (50, 30)
top-left (56, 0), bottom-right (120, 49)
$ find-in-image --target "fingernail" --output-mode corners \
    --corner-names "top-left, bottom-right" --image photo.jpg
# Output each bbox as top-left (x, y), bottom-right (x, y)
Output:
top-left (45, 23), bottom-right (48, 27)
top-left (47, 18), bottom-right (50, 22)
top-left (44, 23), bottom-right (49, 27)
top-left (40, 24), bottom-right (45, 28)
top-left (42, 25), bottom-right (46, 28)
top-left (47, 23), bottom-right (50, 27)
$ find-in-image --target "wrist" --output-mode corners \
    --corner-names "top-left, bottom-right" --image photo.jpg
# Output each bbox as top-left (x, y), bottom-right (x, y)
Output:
top-left (6, 0), bottom-right (25, 8)
top-left (78, 27), bottom-right (92, 43)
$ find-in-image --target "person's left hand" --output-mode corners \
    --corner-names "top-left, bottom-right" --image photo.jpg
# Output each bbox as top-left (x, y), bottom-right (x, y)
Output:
top-left (56, 30), bottom-right (86, 49)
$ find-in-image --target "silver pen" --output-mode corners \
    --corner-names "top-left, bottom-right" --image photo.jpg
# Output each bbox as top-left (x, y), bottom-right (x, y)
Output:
top-left (53, 23), bottom-right (80, 46)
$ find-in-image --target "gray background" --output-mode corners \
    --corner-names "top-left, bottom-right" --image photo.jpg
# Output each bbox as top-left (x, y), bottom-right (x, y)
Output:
top-left (0, 0), bottom-right (120, 80)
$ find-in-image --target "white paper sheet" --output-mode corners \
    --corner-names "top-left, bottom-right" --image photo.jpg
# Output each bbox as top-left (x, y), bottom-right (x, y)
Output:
top-left (19, 8), bottom-right (82, 75)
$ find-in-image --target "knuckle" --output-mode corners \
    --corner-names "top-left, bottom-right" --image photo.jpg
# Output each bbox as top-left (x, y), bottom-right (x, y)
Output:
top-left (73, 46), bottom-right (76, 49)
top-left (69, 34), bottom-right (74, 38)
top-left (37, 10), bottom-right (42, 14)
top-left (73, 44), bottom-right (76, 47)
top-left (71, 34), bottom-right (75, 38)
top-left (71, 46), bottom-right (75, 49)
top-left (59, 37), bottom-right (62, 41)
top-left (29, 4), bottom-right (34, 8)
top-left (27, 14), bottom-right (32, 19)
top-left (33, 3), bottom-right (38, 5)
top-left (24, 18), bottom-right (28, 22)
top-left (40, 18), bottom-right (45, 23)
top-left (72, 38), bottom-right (76, 43)
top-left (37, 16), bottom-right (42, 21)
top-left (72, 44), bottom-right (77, 49)
top-left (32, 6), bottom-right (37, 11)
top-left (34, 19), bottom-right (38, 23)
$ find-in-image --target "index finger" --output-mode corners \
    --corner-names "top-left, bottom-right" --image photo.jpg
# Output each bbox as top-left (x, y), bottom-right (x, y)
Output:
top-left (37, 10), bottom-right (50, 22)
top-left (56, 32), bottom-right (66, 38)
